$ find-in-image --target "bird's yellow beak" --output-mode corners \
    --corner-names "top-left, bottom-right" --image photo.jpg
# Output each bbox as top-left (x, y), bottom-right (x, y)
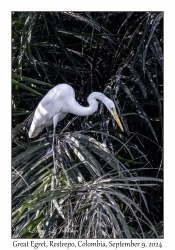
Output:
top-left (111, 108), bottom-right (124, 132)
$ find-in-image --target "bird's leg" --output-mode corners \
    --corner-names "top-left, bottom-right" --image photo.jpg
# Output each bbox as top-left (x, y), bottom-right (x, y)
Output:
top-left (52, 126), bottom-right (57, 174)
top-left (52, 115), bottom-right (59, 174)
top-left (46, 127), bottom-right (52, 147)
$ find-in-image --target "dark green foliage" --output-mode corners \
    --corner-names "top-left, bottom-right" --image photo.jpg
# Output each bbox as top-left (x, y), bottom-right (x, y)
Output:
top-left (12, 12), bottom-right (163, 238)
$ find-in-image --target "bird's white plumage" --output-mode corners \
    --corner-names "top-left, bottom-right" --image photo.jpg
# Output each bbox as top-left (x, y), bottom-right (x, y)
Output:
top-left (29, 83), bottom-right (123, 138)
top-left (29, 84), bottom-right (74, 137)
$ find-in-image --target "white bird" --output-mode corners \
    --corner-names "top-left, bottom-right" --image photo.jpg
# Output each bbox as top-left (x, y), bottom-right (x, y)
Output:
top-left (29, 83), bottom-right (123, 170)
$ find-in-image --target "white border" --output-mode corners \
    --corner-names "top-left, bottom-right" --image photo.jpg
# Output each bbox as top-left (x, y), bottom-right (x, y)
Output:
top-left (1, 1), bottom-right (174, 249)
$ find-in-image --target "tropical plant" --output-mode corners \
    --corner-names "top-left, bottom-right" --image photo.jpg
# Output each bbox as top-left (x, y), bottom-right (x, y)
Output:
top-left (12, 12), bottom-right (163, 238)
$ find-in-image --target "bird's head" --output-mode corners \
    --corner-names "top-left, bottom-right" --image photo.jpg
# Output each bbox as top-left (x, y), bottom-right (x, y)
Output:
top-left (89, 92), bottom-right (124, 132)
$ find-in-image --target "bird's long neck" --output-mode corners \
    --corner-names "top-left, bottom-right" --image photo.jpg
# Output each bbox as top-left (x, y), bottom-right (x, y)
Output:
top-left (68, 92), bottom-right (105, 116)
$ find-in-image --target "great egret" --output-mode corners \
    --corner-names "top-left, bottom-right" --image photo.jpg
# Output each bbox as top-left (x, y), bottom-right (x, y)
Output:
top-left (29, 83), bottom-right (123, 171)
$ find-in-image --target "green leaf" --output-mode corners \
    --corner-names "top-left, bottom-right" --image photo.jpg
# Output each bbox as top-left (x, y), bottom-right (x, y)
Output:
top-left (12, 79), bottom-right (43, 96)
top-left (12, 74), bottom-right (52, 86)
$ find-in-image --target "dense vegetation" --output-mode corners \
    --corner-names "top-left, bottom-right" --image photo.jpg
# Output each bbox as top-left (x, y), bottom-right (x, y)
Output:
top-left (12, 12), bottom-right (163, 238)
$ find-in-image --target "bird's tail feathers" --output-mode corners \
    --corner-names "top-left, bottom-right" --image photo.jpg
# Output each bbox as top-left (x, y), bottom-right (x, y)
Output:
top-left (28, 124), bottom-right (43, 138)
